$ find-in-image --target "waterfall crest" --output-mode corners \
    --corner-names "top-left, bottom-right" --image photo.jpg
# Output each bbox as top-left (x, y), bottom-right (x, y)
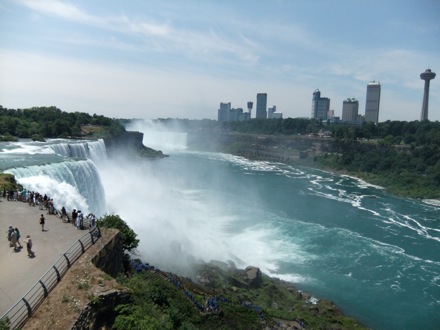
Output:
top-left (48, 139), bottom-right (107, 162)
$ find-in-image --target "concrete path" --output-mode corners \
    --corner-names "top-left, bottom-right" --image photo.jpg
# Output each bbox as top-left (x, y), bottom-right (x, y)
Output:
top-left (0, 197), bottom-right (87, 315)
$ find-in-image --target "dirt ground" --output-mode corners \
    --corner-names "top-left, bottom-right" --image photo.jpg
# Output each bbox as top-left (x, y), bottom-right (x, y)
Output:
top-left (23, 228), bottom-right (125, 330)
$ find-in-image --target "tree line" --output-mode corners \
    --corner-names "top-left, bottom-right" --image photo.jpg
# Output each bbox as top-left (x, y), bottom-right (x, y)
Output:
top-left (0, 105), bottom-right (125, 141)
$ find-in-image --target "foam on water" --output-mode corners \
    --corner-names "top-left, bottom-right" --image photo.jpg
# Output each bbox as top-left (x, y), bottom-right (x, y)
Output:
top-left (15, 175), bottom-right (89, 213)
top-left (98, 155), bottom-right (308, 277)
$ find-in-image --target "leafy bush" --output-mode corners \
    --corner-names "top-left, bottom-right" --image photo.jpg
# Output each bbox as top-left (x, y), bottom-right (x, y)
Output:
top-left (96, 214), bottom-right (139, 252)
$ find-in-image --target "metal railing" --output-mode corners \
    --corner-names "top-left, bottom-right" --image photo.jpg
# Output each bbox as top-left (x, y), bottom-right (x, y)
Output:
top-left (0, 227), bottom-right (101, 330)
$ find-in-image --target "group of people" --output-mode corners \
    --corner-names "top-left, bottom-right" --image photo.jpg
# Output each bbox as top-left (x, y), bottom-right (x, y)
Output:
top-left (3, 186), bottom-right (98, 260)
top-left (4, 188), bottom-right (56, 214)
top-left (6, 225), bottom-right (34, 257)
top-left (70, 209), bottom-right (97, 231)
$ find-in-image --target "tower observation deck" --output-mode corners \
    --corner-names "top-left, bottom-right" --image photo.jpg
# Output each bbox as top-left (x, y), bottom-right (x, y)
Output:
top-left (420, 68), bottom-right (436, 121)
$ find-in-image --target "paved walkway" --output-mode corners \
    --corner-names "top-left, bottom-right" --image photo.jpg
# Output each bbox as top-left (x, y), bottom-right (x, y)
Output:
top-left (0, 197), bottom-right (87, 315)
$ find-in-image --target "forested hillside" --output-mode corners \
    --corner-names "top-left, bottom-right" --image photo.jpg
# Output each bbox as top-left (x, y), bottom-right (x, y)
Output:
top-left (0, 105), bottom-right (125, 141)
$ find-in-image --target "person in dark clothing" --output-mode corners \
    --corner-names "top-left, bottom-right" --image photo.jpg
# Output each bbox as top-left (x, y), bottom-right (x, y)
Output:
top-left (39, 214), bottom-right (45, 231)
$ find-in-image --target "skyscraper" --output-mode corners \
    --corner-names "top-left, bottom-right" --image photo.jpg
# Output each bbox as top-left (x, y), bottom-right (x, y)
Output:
top-left (420, 68), bottom-right (436, 121)
top-left (311, 89), bottom-right (330, 120)
top-left (256, 93), bottom-right (267, 119)
top-left (342, 98), bottom-right (359, 122)
top-left (217, 102), bottom-right (231, 121)
top-left (365, 81), bottom-right (381, 123)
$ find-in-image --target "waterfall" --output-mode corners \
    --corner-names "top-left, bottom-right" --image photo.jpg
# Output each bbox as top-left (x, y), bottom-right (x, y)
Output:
top-left (48, 139), bottom-right (107, 162)
top-left (5, 159), bottom-right (106, 216)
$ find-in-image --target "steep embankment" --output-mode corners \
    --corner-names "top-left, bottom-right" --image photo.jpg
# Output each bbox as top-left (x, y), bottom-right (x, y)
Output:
top-left (188, 131), bottom-right (440, 199)
top-left (187, 131), bottom-right (336, 163)
top-left (104, 131), bottom-right (167, 159)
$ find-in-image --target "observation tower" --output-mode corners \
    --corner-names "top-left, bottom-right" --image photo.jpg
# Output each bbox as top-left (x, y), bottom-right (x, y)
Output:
top-left (420, 68), bottom-right (436, 121)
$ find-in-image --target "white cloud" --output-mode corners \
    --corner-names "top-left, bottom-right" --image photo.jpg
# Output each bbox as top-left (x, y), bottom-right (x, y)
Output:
top-left (19, 0), bottom-right (97, 23)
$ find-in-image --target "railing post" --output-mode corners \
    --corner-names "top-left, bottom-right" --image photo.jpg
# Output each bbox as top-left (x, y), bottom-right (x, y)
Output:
top-left (39, 280), bottom-right (48, 298)
top-left (22, 297), bottom-right (32, 317)
top-left (79, 239), bottom-right (85, 253)
top-left (53, 265), bottom-right (61, 282)
top-left (63, 253), bottom-right (71, 268)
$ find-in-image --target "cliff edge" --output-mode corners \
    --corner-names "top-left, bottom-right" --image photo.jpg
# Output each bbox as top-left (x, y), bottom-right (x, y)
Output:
top-left (104, 131), bottom-right (167, 159)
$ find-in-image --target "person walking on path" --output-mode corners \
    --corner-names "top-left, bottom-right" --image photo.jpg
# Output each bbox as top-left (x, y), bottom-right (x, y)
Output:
top-left (10, 229), bottom-right (17, 251)
top-left (14, 228), bottom-right (22, 249)
top-left (24, 234), bottom-right (34, 258)
top-left (7, 226), bottom-right (14, 245)
top-left (39, 214), bottom-right (45, 231)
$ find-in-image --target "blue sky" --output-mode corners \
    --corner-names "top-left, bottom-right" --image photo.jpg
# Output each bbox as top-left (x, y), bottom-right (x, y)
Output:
top-left (1, 0), bottom-right (439, 121)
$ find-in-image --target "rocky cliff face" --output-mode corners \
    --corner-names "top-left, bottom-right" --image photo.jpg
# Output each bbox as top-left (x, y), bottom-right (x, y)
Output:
top-left (187, 131), bottom-right (337, 162)
top-left (103, 131), bottom-right (166, 159)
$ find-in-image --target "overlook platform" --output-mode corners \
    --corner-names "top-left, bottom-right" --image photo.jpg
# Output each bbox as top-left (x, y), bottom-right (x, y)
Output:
top-left (0, 198), bottom-right (86, 315)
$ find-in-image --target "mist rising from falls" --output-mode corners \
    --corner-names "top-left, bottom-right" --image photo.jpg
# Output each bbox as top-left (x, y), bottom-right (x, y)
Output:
top-left (125, 119), bottom-right (187, 153)
top-left (98, 121), bottom-right (296, 278)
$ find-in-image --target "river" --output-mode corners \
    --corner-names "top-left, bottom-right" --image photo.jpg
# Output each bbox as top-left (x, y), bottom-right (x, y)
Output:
top-left (1, 124), bottom-right (439, 330)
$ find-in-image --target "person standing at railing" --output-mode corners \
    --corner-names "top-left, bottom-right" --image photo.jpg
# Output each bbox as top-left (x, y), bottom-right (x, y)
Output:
top-left (61, 206), bottom-right (68, 222)
top-left (72, 209), bottom-right (78, 227)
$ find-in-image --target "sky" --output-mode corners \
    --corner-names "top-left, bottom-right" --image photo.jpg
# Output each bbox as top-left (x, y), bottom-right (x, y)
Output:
top-left (1, 0), bottom-right (439, 121)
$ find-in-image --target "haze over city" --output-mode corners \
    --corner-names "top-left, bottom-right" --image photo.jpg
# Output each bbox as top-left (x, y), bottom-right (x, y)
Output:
top-left (1, 0), bottom-right (439, 121)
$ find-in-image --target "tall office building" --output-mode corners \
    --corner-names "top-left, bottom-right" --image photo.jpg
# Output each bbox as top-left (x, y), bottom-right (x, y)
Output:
top-left (342, 98), bottom-right (359, 122)
top-left (311, 89), bottom-right (330, 120)
top-left (256, 93), bottom-right (267, 119)
top-left (217, 102), bottom-right (231, 121)
top-left (365, 81), bottom-right (381, 123)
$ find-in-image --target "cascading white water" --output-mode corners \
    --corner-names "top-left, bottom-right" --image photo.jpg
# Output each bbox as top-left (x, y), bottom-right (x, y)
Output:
top-left (6, 159), bottom-right (106, 216)
top-left (3, 139), bottom-right (107, 216)
top-left (48, 139), bottom-right (107, 162)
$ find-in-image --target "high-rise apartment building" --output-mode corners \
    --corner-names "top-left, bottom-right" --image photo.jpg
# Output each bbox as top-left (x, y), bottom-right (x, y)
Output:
top-left (311, 89), bottom-right (330, 120)
top-left (342, 98), bottom-right (359, 122)
top-left (365, 81), bottom-right (381, 123)
top-left (217, 102), bottom-right (231, 121)
top-left (256, 93), bottom-right (267, 119)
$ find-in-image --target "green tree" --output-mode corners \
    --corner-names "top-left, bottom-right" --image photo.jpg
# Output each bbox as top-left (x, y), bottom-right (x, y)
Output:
top-left (97, 214), bottom-right (139, 252)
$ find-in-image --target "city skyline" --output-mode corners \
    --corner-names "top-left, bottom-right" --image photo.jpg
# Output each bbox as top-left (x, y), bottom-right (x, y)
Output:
top-left (0, 1), bottom-right (439, 121)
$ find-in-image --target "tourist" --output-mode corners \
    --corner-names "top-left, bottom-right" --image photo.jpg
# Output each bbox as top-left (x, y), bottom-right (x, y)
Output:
top-left (77, 210), bottom-right (83, 229)
top-left (61, 206), bottom-right (68, 221)
top-left (7, 226), bottom-right (14, 245)
top-left (10, 229), bottom-right (17, 250)
top-left (24, 234), bottom-right (34, 258)
top-left (72, 209), bottom-right (78, 227)
top-left (38, 194), bottom-right (44, 210)
top-left (14, 228), bottom-right (22, 249)
top-left (49, 198), bottom-right (55, 215)
top-left (88, 213), bottom-right (96, 230)
top-left (39, 214), bottom-right (45, 231)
